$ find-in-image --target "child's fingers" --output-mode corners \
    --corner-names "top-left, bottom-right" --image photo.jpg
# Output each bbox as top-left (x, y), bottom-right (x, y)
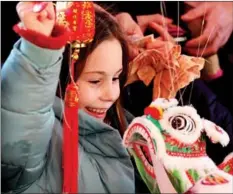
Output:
top-left (47, 3), bottom-right (55, 20)
top-left (34, 2), bottom-right (55, 21)
top-left (16, 2), bottom-right (35, 17)
top-left (38, 9), bottom-right (48, 21)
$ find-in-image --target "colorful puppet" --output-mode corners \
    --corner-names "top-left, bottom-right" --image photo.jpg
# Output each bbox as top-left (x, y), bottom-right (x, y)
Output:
top-left (123, 98), bottom-right (233, 193)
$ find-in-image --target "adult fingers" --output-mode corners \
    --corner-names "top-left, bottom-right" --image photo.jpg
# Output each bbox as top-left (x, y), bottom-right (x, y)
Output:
top-left (185, 20), bottom-right (216, 48)
top-left (152, 14), bottom-right (173, 25)
top-left (181, 3), bottom-right (207, 22)
top-left (146, 39), bottom-right (167, 49)
top-left (149, 22), bottom-right (174, 42)
top-left (132, 25), bottom-right (144, 37)
top-left (184, 39), bottom-right (219, 57)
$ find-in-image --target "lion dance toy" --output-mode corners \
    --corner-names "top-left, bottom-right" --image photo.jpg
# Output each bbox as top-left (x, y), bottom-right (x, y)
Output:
top-left (123, 98), bottom-right (233, 193)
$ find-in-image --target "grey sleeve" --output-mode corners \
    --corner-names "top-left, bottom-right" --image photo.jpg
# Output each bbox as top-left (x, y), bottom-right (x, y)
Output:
top-left (1, 38), bottom-right (64, 192)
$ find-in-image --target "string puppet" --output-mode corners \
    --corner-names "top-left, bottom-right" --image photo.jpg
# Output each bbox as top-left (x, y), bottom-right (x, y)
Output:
top-left (123, 31), bottom-right (233, 193)
top-left (123, 98), bottom-right (232, 193)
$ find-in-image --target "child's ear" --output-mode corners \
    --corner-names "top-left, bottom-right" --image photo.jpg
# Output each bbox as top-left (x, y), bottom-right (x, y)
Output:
top-left (202, 118), bottom-right (230, 147)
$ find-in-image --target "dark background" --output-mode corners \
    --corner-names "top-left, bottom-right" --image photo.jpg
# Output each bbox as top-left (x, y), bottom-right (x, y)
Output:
top-left (2, 1), bottom-right (20, 63)
top-left (1, 1), bottom-right (185, 62)
top-left (1, 1), bottom-right (232, 113)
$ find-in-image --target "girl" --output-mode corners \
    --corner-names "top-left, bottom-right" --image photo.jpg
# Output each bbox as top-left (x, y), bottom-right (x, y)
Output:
top-left (2, 2), bottom-right (135, 193)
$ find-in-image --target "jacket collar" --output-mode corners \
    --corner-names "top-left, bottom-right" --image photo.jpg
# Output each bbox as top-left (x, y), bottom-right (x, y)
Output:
top-left (53, 97), bottom-right (130, 158)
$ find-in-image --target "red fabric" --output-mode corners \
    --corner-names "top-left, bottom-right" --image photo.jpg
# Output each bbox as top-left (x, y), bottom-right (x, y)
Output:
top-left (13, 23), bottom-right (70, 49)
top-left (218, 157), bottom-right (233, 175)
top-left (62, 83), bottom-right (79, 194)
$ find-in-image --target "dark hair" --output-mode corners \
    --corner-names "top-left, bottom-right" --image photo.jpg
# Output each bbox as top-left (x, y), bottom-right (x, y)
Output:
top-left (58, 8), bottom-right (129, 135)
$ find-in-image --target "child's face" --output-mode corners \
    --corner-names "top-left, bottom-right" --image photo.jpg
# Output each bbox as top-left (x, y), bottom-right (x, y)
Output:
top-left (77, 38), bottom-right (123, 121)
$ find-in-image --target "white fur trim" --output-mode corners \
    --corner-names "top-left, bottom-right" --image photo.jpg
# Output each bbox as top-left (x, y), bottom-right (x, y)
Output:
top-left (150, 98), bottom-right (178, 110)
top-left (162, 155), bottom-right (217, 172)
top-left (202, 119), bottom-right (230, 147)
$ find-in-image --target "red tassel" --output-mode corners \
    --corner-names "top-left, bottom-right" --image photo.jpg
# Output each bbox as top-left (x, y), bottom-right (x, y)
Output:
top-left (57, 2), bottom-right (95, 193)
top-left (62, 83), bottom-right (79, 194)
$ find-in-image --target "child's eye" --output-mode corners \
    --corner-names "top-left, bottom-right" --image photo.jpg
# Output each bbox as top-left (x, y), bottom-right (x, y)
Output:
top-left (89, 80), bottom-right (100, 84)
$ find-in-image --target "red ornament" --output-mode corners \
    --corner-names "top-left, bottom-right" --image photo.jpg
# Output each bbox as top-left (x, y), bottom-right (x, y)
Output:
top-left (56, 2), bottom-right (95, 194)
top-left (56, 2), bottom-right (95, 44)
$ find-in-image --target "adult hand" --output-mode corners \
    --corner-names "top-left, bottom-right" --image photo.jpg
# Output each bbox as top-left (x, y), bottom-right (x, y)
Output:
top-left (146, 22), bottom-right (175, 59)
top-left (115, 12), bottom-right (143, 38)
top-left (181, 2), bottom-right (233, 57)
top-left (16, 1), bottom-right (55, 36)
top-left (137, 14), bottom-right (173, 33)
top-left (115, 12), bottom-right (144, 60)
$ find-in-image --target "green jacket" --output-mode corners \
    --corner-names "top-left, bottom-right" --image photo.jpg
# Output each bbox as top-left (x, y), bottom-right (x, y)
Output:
top-left (1, 39), bottom-right (135, 193)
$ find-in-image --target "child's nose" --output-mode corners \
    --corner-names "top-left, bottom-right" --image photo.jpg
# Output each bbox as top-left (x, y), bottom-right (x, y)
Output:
top-left (101, 84), bottom-right (117, 102)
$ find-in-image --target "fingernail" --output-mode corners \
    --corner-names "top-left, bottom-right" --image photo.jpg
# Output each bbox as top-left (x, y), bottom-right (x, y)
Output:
top-left (33, 2), bottom-right (47, 13)
top-left (33, 4), bottom-right (42, 12)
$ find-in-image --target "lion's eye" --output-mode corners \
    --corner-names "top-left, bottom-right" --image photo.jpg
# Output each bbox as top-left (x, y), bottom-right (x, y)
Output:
top-left (169, 114), bottom-right (196, 134)
top-left (171, 117), bottom-right (183, 130)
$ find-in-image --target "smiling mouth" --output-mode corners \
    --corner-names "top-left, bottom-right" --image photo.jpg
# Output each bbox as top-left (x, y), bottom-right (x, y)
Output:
top-left (85, 107), bottom-right (108, 119)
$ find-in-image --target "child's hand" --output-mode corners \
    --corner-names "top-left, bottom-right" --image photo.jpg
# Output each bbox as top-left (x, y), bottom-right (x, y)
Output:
top-left (16, 2), bottom-right (55, 36)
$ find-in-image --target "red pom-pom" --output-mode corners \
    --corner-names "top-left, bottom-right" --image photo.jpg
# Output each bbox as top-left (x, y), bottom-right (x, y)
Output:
top-left (144, 106), bottom-right (162, 120)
